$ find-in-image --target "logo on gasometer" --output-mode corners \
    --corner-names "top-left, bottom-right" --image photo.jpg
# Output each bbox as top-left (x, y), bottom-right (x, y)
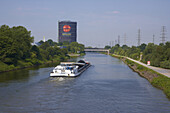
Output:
top-left (63, 25), bottom-right (71, 32)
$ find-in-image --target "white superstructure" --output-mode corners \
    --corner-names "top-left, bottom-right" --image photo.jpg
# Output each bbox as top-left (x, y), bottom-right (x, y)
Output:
top-left (50, 60), bottom-right (90, 77)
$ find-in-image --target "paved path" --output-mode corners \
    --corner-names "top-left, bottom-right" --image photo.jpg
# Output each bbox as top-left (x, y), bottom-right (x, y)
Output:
top-left (126, 57), bottom-right (170, 78)
top-left (112, 54), bottom-right (170, 78)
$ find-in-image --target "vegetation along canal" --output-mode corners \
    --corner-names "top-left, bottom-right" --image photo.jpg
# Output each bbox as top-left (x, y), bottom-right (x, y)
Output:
top-left (0, 53), bottom-right (170, 113)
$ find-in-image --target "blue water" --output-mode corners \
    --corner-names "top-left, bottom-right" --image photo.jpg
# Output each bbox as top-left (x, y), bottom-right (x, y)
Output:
top-left (0, 53), bottom-right (170, 113)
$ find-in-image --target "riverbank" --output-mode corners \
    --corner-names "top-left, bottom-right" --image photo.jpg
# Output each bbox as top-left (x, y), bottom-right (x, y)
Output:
top-left (0, 59), bottom-right (61, 73)
top-left (0, 53), bottom-right (86, 73)
top-left (67, 53), bottom-right (85, 57)
top-left (111, 54), bottom-right (170, 99)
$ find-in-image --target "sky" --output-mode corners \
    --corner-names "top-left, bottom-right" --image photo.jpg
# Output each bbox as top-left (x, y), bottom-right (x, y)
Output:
top-left (0, 0), bottom-right (170, 47)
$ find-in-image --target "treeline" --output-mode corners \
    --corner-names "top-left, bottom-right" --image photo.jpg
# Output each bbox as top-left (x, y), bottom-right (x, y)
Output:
top-left (0, 25), bottom-right (85, 72)
top-left (106, 42), bottom-right (170, 69)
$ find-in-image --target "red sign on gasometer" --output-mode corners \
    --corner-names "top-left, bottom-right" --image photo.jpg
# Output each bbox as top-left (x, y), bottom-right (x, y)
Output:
top-left (63, 25), bottom-right (71, 32)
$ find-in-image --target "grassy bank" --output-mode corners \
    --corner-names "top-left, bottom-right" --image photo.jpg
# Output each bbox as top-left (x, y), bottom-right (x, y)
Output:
top-left (0, 56), bottom-right (68, 73)
top-left (0, 53), bottom-right (85, 73)
top-left (111, 54), bottom-right (170, 99)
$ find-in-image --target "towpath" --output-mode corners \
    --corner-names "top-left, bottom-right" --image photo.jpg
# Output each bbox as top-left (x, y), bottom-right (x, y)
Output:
top-left (113, 54), bottom-right (170, 78)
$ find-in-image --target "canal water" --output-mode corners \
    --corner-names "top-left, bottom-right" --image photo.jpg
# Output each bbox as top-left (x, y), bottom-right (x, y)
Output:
top-left (0, 53), bottom-right (170, 113)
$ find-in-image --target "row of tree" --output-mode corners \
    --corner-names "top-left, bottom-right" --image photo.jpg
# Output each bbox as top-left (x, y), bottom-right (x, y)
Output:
top-left (105, 42), bottom-right (170, 69)
top-left (0, 25), bottom-right (85, 72)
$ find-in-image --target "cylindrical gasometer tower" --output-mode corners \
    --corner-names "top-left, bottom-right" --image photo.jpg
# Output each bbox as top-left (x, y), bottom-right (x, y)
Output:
top-left (58, 21), bottom-right (77, 43)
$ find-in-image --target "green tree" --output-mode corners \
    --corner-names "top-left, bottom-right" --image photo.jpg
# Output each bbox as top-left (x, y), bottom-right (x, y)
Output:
top-left (47, 39), bottom-right (54, 46)
top-left (138, 43), bottom-right (147, 52)
top-left (104, 45), bottom-right (111, 49)
top-left (0, 25), bottom-right (34, 65)
top-left (38, 40), bottom-right (44, 45)
top-left (39, 42), bottom-right (50, 50)
top-left (31, 45), bottom-right (42, 60)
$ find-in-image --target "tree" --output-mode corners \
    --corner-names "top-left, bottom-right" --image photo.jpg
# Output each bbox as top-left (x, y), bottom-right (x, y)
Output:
top-left (31, 45), bottom-right (42, 59)
top-left (63, 41), bottom-right (70, 46)
top-left (47, 39), bottom-right (54, 46)
top-left (0, 25), bottom-right (34, 65)
top-left (104, 45), bottom-right (111, 49)
top-left (69, 42), bottom-right (84, 53)
top-left (115, 44), bottom-right (120, 48)
top-left (39, 42), bottom-right (50, 50)
top-left (143, 43), bottom-right (155, 55)
top-left (122, 45), bottom-right (129, 50)
top-left (138, 43), bottom-right (147, 52)
top-left (0, 36), bottom-right (12, 61)
top-left (38, 40), bottom-right (44, 45)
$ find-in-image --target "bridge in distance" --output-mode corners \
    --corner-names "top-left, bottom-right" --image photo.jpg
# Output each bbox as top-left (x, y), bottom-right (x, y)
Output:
top-left (84, 48), bottom-right (110, 55)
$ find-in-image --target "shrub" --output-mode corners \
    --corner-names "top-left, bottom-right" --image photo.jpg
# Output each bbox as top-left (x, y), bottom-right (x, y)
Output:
top-left (151, 75), bottom-right (170, 99)
top-left (0, 61), bottom-right (10, 71)
top-left (160, 60), bottom-right (170, 69)
top-left (137, 65), bottom-right (144, 70)
top-left (17, 60), bottom-right (33, 67)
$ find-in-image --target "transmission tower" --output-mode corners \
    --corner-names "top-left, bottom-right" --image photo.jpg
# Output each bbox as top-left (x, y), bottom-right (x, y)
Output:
top-left (160, 26), bottom-right (166, 44)
top-left (113, 41), bottom-right (114, 46)
top-left (115, 40), bottom-right (117, 45)
top-left (137, 29), bottom-right (141, 46)
top-left (118, 35), bottom-right (120, 45)
top-left (153, 34), bottom-right (155, 44)
top-left (109, 41), bottom-right (111, 47)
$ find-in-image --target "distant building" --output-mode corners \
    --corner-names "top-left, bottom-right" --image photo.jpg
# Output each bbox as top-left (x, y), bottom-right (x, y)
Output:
top-left (58, 21), bottom-right (77, 43)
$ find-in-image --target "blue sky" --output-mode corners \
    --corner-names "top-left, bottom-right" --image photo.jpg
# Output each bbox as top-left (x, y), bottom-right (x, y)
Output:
top-left (0, 0), bottom-right (170, 47)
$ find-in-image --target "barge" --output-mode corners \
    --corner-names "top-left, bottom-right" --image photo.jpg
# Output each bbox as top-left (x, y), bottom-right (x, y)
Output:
top-left (50, 60), bottom-right (91, 77)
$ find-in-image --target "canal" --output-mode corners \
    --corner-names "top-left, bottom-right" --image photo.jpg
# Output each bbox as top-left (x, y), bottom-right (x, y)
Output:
top-left (0, 53), bottom-right (170, 113)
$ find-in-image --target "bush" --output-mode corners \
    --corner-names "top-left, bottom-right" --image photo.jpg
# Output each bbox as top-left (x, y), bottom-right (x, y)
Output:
top-left (9, 65), bottom-right (15, 69)
top-left (17, 60), bottom-right (33, 67)
top-left (137, 65), bottom-right (144, 70)
top-left (125, 59), bottom-right (134, 66)
top-left (131, 53), bottom-right (140, 60)
top-left (151, 75), bottom-right (170, 99)
top-left (31, 59), bottom-right (43, 65)
top-left (3, 58), bottom-right (15, 65)
top-left (0, 62), bottom-right (16, 72)
top-left (151, 58), bottom-right (161, 67)
top-left (160, 60), bottom-right (170, 69)
top-left (0, 61), bottom-right (10, 72)
top-left (25, 58), bottom-right (32, 62)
